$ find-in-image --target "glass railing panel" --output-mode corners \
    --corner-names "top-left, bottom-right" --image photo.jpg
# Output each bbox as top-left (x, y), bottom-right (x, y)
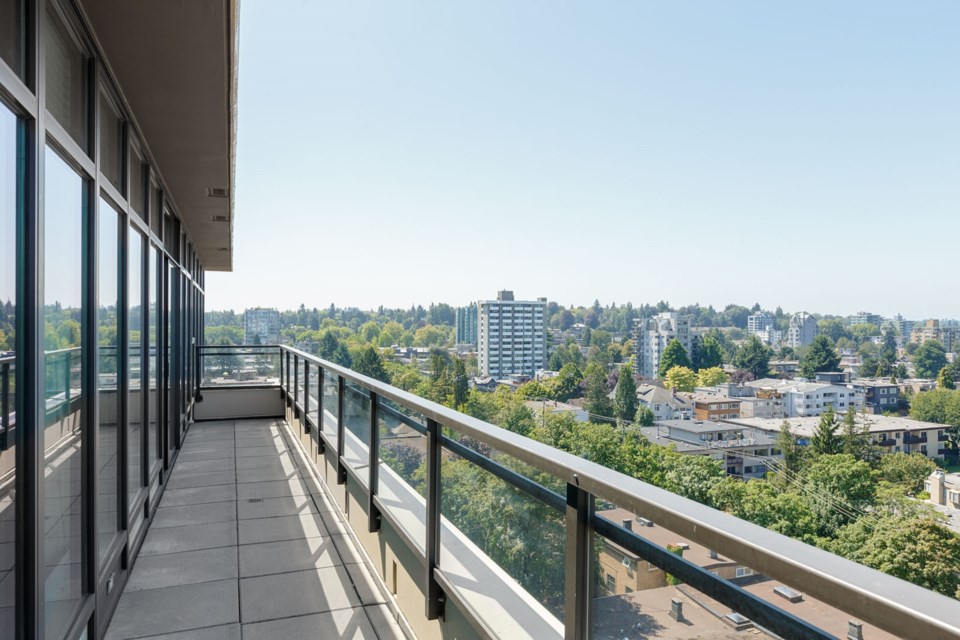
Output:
top-left (341, 381), bottom-right (369, 472)
top-left (321, 369), bottom-right (338, 433)
top-left (440, 446), bottom-right (566, 625)
top-left (377, 398), bottom-right (427, 551)
top-left (589, 505), bottom-right (880, 640)
top-left (306, 362), bottom-right (319, 426)
top-left (199, 346), bottom-right (280, 387)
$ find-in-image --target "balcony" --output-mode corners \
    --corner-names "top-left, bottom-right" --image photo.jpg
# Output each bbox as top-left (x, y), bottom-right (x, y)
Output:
top-left (903, 434), bottom-right (926, 445)
top-left (99, 345), bottom-right (960, 640)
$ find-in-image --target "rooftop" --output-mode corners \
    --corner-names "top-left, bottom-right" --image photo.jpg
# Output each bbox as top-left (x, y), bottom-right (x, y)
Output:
top-left (725, 414), bottom-right (946, 437)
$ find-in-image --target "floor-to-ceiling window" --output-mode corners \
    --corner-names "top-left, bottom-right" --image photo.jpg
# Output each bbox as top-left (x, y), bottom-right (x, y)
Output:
top-left (97, 198), bottom-right (120, 565)
top-left (42, 145), bottom-right (86, 640)
top-left (128, 227), bottom-right (143, 516)
top-left (148, 245), bottom-right (159, 473)
top-left (0, 98), bottom-right (19, 638)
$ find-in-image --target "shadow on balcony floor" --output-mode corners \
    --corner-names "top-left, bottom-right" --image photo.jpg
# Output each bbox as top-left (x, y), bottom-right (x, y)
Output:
top-left (104, 418), bottom-right (406, 640)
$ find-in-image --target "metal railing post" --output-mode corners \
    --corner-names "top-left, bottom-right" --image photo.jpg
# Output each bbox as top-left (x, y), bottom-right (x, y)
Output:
top-left (293, 355), bottom-right (299, 419)
top-left (368, 391), bottom-right (381, 532)
top-left (425, 418), bottom-right (445, 620)
top-left (0, 362), bottom-right (8, 450)
top-left (317, 367), bottom-right (325, 454)
top-left (303, 359), bottom-right (310, 433)
top-left (336, 375), bottom-right (346, 484)
top-left (565, 482), bottom-right (592, 640)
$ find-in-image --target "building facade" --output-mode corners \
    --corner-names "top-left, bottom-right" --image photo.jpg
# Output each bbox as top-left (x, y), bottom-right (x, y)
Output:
top-left (455, 303), bottom-right (478, 347)
top-left (848, 311), bottom-right (882, 327)
top-left (787, 311), bottom-right (818, 349)
top-left (911, 319), bottom-right (958, 353)
top-left (244, 307), bottom-right (280, 345)
top-left (0, 2), bottom-right (234, 637)
top-left (633, 313), bottom-right (693, 378)
top-left (477, 291), bottom-right (547, 378)
top-left (747, 312), bottom-right (773, 334)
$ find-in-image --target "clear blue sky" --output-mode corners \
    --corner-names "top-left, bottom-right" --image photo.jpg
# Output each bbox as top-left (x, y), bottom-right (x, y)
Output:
top-left (207, 0), bottom-right (960, 319)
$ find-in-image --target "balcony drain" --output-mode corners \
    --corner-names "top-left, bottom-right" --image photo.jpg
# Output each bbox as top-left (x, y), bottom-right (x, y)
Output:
top-left (246, 498), bottom-right (264, 503)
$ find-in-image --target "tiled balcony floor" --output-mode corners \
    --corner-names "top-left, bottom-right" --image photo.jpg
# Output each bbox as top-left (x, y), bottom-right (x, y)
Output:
top-left (105, 418), bottom-right (406, 640)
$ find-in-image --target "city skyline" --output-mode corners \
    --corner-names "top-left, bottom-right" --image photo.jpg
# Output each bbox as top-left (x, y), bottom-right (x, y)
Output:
top-left (208, 0), bottom-right (959, 316)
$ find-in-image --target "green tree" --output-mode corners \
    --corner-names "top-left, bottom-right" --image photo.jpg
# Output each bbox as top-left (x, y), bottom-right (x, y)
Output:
top-left (583, 363), bottom-right (613, 421)
top-left (635, 405), bottom-right (655, 427)
top-left (775, 420), bottom-right (805, 477)
top-left (710, 479), bottom-right (818, 543)
top-left (914, 340), bottom-right (948, 379)
top-left (877, 452), bottom-right (937, 494)
top-left (452, 359), bottom-right (469, 408)
top-left (732, 335), bottom-right (771, 380)
top-left (804, 453), bottom-right (876, 535)
top-left (840, 407), bottom-right (876, 462)
top-left (810, 407), bottom-right (840, 456)
top-left (550, 363), bottom-right (583, 401)
top-left (351, 345), bottom-right (389, 383)
top-left (696, 366), bottom-right (729, 387)
top-left (57, 319), bottom-right (81, 348)
top-left (692, 334), bottom-right (724, 371)
top-left (613, 364), bottom-right (638, 423)
top-left (663, 366), bottom-right (697, 392)
top-left (938, 366), bottom-right (956, 390)
top-left (662, 453), bottom-right (725, 505)
top-left (657, 339), bottom-right (691, 378)
top-left (832, 514), bottom-right (960, 598)
top-left (894, 362), bottom-right (908, 380)
top-left (910, 388), bottom-right (953, 424)
top-left (800, 335), bottom-right (841, 378)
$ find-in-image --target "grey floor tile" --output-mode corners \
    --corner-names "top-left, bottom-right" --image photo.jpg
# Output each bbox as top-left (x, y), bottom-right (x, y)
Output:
top-left (235, 445), bottom-right (287, 458)
top-left (238, 513), bottom-right (327, 545)
top-left (133, 624), bottom-right (241, 640)
top-left (239, 566), bottom-right (360, 623)
top-left (239, 537), bottom-right (341, 577)
top-left (166, 470), bottom-right (237, 490)
top-left (237, 494), bottom-right (318, 520)
top-left (104, 579), bottom-right (238, 639)
top-left (235, 455), bottom-right (296, 471)
top-left (174, 458), bottom-right (236, 474)
top-left (126, 546), bottom-right (238, 591)
top-left (140, 521), bottom-right (238, 556)
top-left (176, 449), bottom-right (236, 462)
top-left (159, 484), bottom-right (237, 508)
top-left (151, 501), bottom-right (236, 529)
top-left (242, 606), bottom-right (376, 640)
top-left (235, 467), bottom-right (302, 484)
top-left (236, 479), bottom-right (308, 500)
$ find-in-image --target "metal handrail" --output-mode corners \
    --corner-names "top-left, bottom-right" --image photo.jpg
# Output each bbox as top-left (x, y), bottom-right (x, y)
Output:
top-left (238, 345), bottom-right (960, 639)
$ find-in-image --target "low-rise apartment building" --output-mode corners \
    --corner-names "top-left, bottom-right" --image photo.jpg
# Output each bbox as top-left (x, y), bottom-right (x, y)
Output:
top-left (725, 414), bottom-right (950, 460)
top-left (641, 418), bottom-right (778, 478)
top-left (691, 395), bottom-right (741, 421)
top-left (636, 384), bottom-right (693, 421)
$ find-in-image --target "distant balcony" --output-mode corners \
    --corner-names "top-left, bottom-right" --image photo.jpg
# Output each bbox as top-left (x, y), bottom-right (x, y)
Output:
top-left (878, 438), bottom-right (897, 447)
top-left (119, 344), bottom-right (960, 640)
top-left (903, 434), bottom-right (926, 445)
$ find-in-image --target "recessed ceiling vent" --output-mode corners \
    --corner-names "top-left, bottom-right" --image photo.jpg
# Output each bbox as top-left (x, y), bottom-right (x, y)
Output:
top-left (211, 215), bottom-right (229, 222)
top-left (206, 187), bottom-right (229, 198)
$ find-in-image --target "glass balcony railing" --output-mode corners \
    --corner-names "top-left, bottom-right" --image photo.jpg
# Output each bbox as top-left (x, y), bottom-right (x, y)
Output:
top-left (199, 345), bottom-right (960, 640)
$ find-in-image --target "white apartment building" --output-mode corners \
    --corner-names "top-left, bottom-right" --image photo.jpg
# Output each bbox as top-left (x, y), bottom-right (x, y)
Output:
top-left (633, 313), bottom-right (693, 378)
top-left (782, 382), bottom-right (857, 417)
top-left (787, 311), bottom-right (818, 349)
top-left (747, 312), bottom-right (773, 334)
top-left (244, 307), bottom-right (280, 345)
top-left (478, 291), bottom-right (547, 378)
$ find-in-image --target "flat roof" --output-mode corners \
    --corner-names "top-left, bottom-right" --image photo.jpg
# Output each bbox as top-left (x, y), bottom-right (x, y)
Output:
top-left (725, 414), bottom-right (945, 437)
